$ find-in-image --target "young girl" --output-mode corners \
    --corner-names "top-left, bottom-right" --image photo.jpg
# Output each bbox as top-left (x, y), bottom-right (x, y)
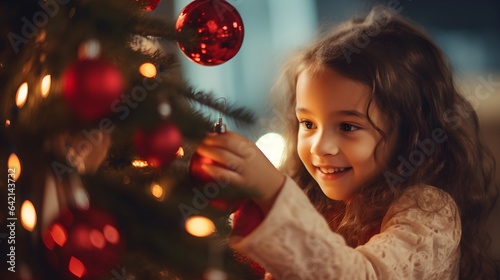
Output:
top-left (196, 6), bottom-right (499, 279)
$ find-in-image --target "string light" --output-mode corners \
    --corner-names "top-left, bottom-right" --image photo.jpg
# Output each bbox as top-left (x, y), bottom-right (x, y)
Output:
top-left (150, 183), bottom-right (164, 200)
top-left (139, 62), bottom-right (157, 78)
top-left (16, 82), bottom-right (28, 108)
top-left (103, 225), bottom-right (120, 244)
top-left (20, 200), bottom-right (37, 232)
top-left (158, 101), bottom-right (172, 118)
top-left (46, 223), bottom-right (67, 248)
top-left (176, 147), bottom-right (184, 158)
top-left (68, 256), bottom-right (86, 278)
top-left (41, 75), bottom-right (51, 97)
top-left (185, 216), bottom-right (215, 237)
top-left (78, 39), bottom-right (101, 59)
top-left (7, 153), bottom-right (22, 180)
top-left (131, 159), bottom-right (149, 168)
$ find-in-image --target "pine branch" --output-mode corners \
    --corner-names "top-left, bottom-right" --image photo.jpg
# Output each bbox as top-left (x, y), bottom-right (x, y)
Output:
top-left (164, 79), bottom-right (256, 127)
top-left (133, 14), bottom-right (177, 40)
top-left (190, 90), bottom-right (256, 126)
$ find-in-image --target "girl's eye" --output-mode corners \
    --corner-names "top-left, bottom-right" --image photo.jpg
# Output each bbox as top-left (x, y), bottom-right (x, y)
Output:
top-left (339, 123), bottom-right (359, 132)
top-left (299, 120), bottom-right (316, 129)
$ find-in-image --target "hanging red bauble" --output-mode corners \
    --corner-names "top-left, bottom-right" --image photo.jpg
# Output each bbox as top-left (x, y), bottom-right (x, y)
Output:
top-left (189, 153), bottom-right (243, 213)
top-left (62, 58), bottom-right (124, 122)
top-left (189, 152), bottom-right (221, 183)
top-left (175, 0), bottom-right (244, 66)
top-left (42, 207), bottom-right (123, 280)
top-left (134, 122), bottom-right (182, 167)
top-left (136, 0), bottom-right (161, 11)
top-left (209, 198), bottom-right (243, 213)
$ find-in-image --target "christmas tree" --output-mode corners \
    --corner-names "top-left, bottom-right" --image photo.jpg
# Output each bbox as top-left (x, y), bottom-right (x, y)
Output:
top-left (0, 0), bottom-right (262, 279)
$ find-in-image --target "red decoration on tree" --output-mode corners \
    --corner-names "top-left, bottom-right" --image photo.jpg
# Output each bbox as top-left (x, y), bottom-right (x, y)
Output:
top-left (136, 0), bottom-right (161, 11)
top-left (134, 122), bottom-right (182, 167)
top-left (189, 152), bottom-right (243, 213)
top-left (42, 207), bottom-right (124, 280)
top-left (189, 115), bottom-right (243, 212)
top-left (233, 252), bottom-right (266, 279)
top-left (189, 152), bottom-right (222, 183)
top-left (232, 200), bottom-right (266, 277)
top-left (175, 0), bottom-right (244, 66)
top-left (62, 58), bottom-right (124, 122)
top-left (209, 198), bottom-right (243, 213)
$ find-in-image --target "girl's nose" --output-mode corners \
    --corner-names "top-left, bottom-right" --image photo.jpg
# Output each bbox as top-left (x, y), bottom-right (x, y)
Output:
top-left (310, 130), bottom-right (339, 156)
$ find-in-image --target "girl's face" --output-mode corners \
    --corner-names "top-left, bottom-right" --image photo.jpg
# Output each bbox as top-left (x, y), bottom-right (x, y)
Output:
top-left (296, 68), bottom-right (396, 201)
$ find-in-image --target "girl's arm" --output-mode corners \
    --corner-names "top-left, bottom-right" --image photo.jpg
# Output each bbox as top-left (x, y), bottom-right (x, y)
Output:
top-left (197, 132), bottom-right (461, 279)
top-left (230, 177), bottom-right (460, 279)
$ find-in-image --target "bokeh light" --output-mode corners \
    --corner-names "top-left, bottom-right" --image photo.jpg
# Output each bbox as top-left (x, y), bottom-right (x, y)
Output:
top-left (16, 82), bottom-right (28, 108)
top-left (139, 62), bottom-right (157, 78)
top-left (41, 75), bottom-right (51, 97)
top-left (7, 153), bottom-right (22, 180)
top-left (150, 183), bottom-right (164, 200)
top-left (20, 200), bottom-right (37, 232)
top-left (185, 216), bottom-right (215, 237)
top-left (131, 159), bottom-right (149, 168)
top-left (255, 132), bottom-right (286, 168)
top-left (68, 256), bottom-right (86, 278)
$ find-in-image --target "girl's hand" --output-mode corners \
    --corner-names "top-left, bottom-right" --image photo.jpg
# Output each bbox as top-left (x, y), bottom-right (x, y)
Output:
top-left (195, 131), bottom-right (286, 214)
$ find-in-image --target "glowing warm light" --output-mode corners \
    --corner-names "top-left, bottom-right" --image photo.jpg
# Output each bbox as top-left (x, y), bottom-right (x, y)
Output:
top-left (103, 225), bottom-right (120, 244)
top-left (228, 213), bottom-right (234, 228)
top-left (50, 223), bottom-right (67, 247)
top-left (255, 132), bottom-right (286, 168)
top-left (74, 188), bottom-right (90, 210)
top-left (150, 183), bottom-right (164, 199)
top-left (185, 216), bottom-right (215, 237)
top-left (176, 147), bottom-right (184, 158)
top-left (131, 159), bottom-right (149, 168)
top-left (20, 200), bottom-right (37, 232)
top-left (5, 119), bottom-right (10, 127)
top-left (7, 153), bottom-right (22, 181)
top-left (158, 102), bottom-right (171, 117)
top-left (69, 256), bottom-right (86, 278)
top-left (89, 229), bottom-right (105, 249)
top-left (16, 82), bottom-right (28, 108)
top-left (41, 75), bottom-right (51, 97)
top-left (78, 39), bottom-right (101, 59)
top-left (139, 62), bottom-right (157, 78)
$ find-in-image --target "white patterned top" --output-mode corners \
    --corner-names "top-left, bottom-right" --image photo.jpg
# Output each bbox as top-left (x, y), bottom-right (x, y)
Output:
top-left (230, 176), bottom-right (461, 280)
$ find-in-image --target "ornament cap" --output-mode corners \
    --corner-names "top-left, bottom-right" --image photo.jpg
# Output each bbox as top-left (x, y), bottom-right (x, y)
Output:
top-left (212, 117), bottom-right (226, 134)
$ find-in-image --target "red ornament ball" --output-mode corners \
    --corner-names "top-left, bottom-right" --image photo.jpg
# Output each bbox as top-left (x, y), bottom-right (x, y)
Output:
top-left (134, 122), bottom-right (182, 167)
top-left (42, 207), bottom-right (123, 280)
top-left (209, 198), bottom-right (243, 213)
top-left (62, 58), bottom-right (123, 122)
top-left (136, 0), bottom-right (161, 11)
top-left (189, 152), bottom-right (222, 183)
top-left (189, 152), bottom-right (243, 213)
top-left (175, 0), bottom-right (244, 66)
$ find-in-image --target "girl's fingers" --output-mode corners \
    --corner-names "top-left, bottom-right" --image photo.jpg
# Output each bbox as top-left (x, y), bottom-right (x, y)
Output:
top-left (195, 145), bottom-right (243, 172)
top-left (203, 131), bottom-right (256, 158)
top-left (200, 162), bottom-right (245, 187)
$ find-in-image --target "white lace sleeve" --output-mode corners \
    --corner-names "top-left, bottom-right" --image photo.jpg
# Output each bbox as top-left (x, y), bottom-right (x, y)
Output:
top-left (229, 177), bottom-right (461, 279)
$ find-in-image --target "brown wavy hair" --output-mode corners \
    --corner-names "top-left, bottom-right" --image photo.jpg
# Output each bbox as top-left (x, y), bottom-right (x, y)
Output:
top-left (271, 6), bottom-right (498, 279)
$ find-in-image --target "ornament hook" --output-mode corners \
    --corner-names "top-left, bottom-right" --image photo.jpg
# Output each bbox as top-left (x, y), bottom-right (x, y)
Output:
top-left (213, 97), bottom-right (227, 134)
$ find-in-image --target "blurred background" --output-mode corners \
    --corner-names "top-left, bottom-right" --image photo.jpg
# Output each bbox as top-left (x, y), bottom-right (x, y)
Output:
top-left (158, 0), bottom-right (500, 258)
